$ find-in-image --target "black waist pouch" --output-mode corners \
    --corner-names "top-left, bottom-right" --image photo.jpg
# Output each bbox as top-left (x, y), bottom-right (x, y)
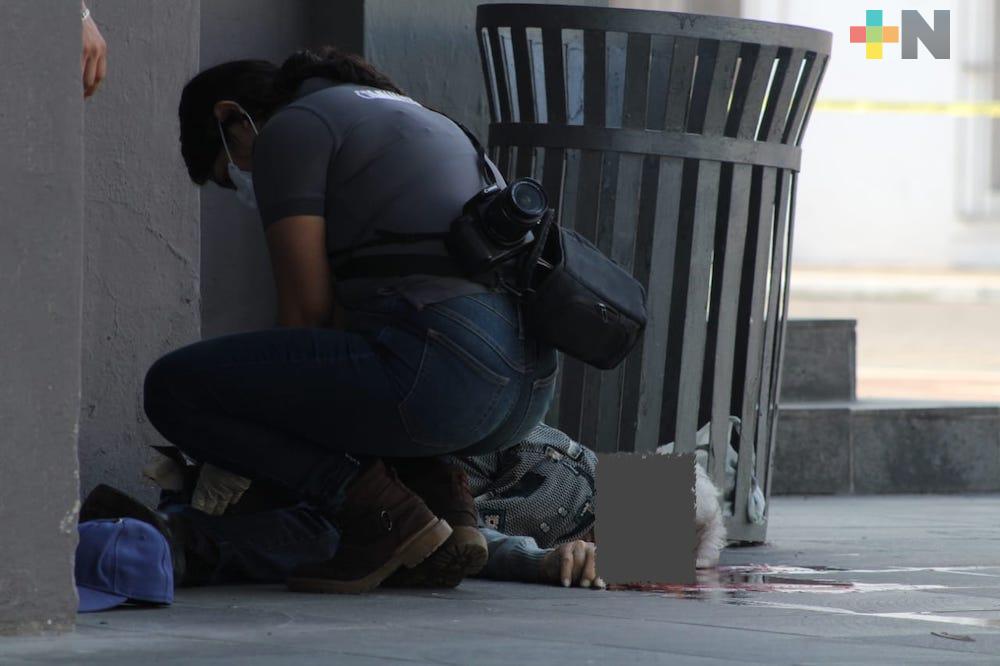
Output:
top-left (516, 212), bottom-right (647, 370)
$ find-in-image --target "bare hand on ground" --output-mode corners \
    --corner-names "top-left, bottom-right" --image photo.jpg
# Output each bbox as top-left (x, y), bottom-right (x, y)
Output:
top-left (542, 540), bottom-right (606, 589)
top-left (191, 464), bottom-right (251, 515)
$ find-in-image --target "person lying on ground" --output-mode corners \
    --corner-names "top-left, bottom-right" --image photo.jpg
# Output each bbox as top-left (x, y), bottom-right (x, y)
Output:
top-left (80, 422), bottom-right (726, 591)
top-left (80, 465), bottom-right (604, 591)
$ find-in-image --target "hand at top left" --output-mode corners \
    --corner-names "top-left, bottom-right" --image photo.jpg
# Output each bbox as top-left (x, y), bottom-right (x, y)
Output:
top-left (82, 3), bottom-right (107, 98)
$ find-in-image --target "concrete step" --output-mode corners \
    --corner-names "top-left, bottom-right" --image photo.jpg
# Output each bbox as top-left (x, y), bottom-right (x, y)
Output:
top-left (772, 400), bottom-right (1000, 495)
top-left (779, 319), bottom-right (857, 403)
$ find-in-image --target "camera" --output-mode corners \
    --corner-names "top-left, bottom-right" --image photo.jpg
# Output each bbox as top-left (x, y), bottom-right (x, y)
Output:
top-left (447, 178), bottom-right (549, 276)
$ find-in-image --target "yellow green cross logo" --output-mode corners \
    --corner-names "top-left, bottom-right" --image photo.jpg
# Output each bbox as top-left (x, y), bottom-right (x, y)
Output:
top-left (851, 10), bottom-right (900, 59)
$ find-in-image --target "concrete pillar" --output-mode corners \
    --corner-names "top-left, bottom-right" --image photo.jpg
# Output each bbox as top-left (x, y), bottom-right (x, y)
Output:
top-left (0, 1), bottom-right (84, 635)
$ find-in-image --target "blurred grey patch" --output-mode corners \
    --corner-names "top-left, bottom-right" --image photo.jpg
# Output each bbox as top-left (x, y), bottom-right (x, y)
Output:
top-left (596, 453), bottom-right (696, 585)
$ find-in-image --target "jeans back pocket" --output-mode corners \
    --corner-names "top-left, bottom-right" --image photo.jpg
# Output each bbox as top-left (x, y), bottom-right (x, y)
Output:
top-left (398, 328), bottom-right (515, 452)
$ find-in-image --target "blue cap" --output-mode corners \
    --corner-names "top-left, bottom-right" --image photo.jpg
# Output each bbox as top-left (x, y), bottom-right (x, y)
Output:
top-left (76, 518), bottom-right (174, 613)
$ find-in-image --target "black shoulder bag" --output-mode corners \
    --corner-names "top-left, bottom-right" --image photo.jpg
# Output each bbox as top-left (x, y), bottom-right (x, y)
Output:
top-left (512, 209), bottom-right (647, 370)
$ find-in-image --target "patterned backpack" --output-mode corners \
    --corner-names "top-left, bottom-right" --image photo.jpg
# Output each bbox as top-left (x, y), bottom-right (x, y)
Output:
top-left (453, 423), bottom-right (596, 548)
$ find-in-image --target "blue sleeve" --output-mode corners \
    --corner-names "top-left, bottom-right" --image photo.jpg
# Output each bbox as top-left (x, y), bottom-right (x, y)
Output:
top-left (252, 106), bottom-right (336, 228)
top-left (477, 527), bottom-right (550, 583)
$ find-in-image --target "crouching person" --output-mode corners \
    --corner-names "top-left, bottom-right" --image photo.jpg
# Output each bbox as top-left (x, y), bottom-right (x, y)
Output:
top-left (150, 45), bottom-right (562, 594)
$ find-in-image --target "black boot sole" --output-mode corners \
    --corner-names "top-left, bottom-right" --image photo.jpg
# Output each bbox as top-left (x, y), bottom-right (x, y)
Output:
top-left (80, 484), bottom-right (186, 580)
top-left (382, 526), bottom-right (488, 588)
top-left (80, 484), bottom-right (171, 539)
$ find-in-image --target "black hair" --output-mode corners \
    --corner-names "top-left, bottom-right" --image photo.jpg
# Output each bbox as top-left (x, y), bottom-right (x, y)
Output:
top-left (179, 46), bottom-right (403, 185)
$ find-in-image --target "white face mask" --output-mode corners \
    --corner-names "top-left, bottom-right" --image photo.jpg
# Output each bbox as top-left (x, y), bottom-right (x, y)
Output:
top-left (217, 106), bottom-right (259, 210)
top-left (226, 161), bottom-right (257, 210)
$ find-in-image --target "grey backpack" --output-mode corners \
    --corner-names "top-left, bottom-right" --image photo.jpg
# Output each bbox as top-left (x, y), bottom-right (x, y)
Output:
top-left (453, 423), bottom-right (596, 548)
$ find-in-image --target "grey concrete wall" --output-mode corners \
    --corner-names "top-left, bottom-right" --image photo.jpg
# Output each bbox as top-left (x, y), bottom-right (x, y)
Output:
top-left (79, 1), bottom-right (201, 503)
top-left (363, 0), bottom-right (607, 138)
top-left (199, 1), bottom-right (363, 338)
top-left (0, 1), bottom-right (84, 635)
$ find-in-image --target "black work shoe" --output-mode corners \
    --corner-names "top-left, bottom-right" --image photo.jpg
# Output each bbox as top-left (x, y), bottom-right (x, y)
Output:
top-left (80, 484), bottom-right (187, 583)
top-left (383, 458), bottom-right (489, 588)
top-left (286, 460), bottom-right (452, 595)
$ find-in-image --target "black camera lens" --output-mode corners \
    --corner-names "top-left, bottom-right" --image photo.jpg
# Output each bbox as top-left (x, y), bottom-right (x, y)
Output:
top-left (509, 179), bottom-right (547, 219)
top-left (482, 178), bottom-right (548, 246)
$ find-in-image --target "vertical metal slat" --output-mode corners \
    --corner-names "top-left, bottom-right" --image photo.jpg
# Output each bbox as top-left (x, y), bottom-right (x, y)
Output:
top-left (700, 41), bottom-right (741, 136)
top-left (583, 29), bottom-right (606, 127)
top-left (673, 160), bottom-right (721, 454)
top-left (542, 27), bottom-right (567, 125)
top-left (645, 34), bottom-right (675, 131)
top-left (758, 48), bottom-right (805, 143)
top-left (487, 25), bottom-right (513, 123)
top-left (790, 53), bottom-right (829, 147)
top-left (730, 45), bottom-right (778, 140)
top-left (781, 52), bottom-right (820, 144)
top-left (663, 37), bottom-right (697, 132)
top-left (686, 39), bottom-right (719, 134)
top-left (622, 32), bottom-right (652, 130)
top-left (709, 164), bottom-right (752, 487)
top-left (478, 28), bottom-right (499, 123)
top-left (761, 173), bottom-right (798, 496)
top-left (733, 166), bottom-right (776, 523)
top-left (630, 157), bottom-right (682, 452)
top-left (618, 155), bottom-right (665, 451)
top-left (755, 169), bottom-right (792, 485)
top-left (511, 26), bottom-right (535, 124)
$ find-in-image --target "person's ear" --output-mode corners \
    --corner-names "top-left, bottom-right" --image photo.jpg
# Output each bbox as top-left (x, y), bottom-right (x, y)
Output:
top-left (213, 100), bottom-right (244, 124)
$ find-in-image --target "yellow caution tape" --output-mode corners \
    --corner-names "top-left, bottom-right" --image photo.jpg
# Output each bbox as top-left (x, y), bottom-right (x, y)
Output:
top-left (815, 99), bottom-right (1000, 117)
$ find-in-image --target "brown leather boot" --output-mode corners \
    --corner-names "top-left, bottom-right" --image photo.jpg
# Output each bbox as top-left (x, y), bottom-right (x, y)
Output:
top-left (383, 458), bottom-right (488, 588)
top-left (286, 459), bottom-right (452, 594)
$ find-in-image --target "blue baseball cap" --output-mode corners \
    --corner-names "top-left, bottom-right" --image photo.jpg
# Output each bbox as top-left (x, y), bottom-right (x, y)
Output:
top-left (76, 518), bottom-right (174, 613)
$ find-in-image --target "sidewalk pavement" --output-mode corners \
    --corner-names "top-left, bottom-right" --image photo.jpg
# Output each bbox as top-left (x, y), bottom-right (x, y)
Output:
top-left (4, 494), bottom-right (1000, 664)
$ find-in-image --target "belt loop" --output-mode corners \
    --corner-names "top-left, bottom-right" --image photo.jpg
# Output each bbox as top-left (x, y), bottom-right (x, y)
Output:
top-left (516, 300), bottom-right (526, 342)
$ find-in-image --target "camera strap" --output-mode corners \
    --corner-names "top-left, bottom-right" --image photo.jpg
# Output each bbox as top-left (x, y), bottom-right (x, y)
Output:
top-left (428, 106), bottom-right (505, 188)
top-left (459, 125), bottom-right (506, 188)
top-left (514, 208), bottom-right (556, 295)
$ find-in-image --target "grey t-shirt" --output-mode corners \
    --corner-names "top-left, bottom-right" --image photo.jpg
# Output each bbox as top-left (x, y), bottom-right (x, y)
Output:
top-left (252, 78), bottom-right (495, 309)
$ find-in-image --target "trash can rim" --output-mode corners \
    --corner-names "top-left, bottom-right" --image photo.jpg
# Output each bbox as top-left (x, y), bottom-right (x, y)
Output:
top-left (489, 123), bottom-right (803, 171)
top-left (477, 3), bottom-right (833, 56)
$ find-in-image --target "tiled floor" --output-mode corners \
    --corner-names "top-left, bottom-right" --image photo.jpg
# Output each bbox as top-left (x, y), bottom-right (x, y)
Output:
top-left (4, 495), bottom-right (1000, 664)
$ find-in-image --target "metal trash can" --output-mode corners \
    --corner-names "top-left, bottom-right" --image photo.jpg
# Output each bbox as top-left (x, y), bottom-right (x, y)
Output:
top-left (476, 4), bottom-right (831, 542)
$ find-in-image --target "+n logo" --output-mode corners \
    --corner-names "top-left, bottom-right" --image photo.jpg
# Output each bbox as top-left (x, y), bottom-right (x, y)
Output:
top-left (850, 10), bottom-right (899, 59)
top-left (850, 9), bottom-right (951, 60)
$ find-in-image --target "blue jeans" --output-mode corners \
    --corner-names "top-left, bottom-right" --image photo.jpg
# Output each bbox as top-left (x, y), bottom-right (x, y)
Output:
top-left (160, 490), bottom-right (339, 585)
top-left (143, 291), bottom-right (558, 510)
